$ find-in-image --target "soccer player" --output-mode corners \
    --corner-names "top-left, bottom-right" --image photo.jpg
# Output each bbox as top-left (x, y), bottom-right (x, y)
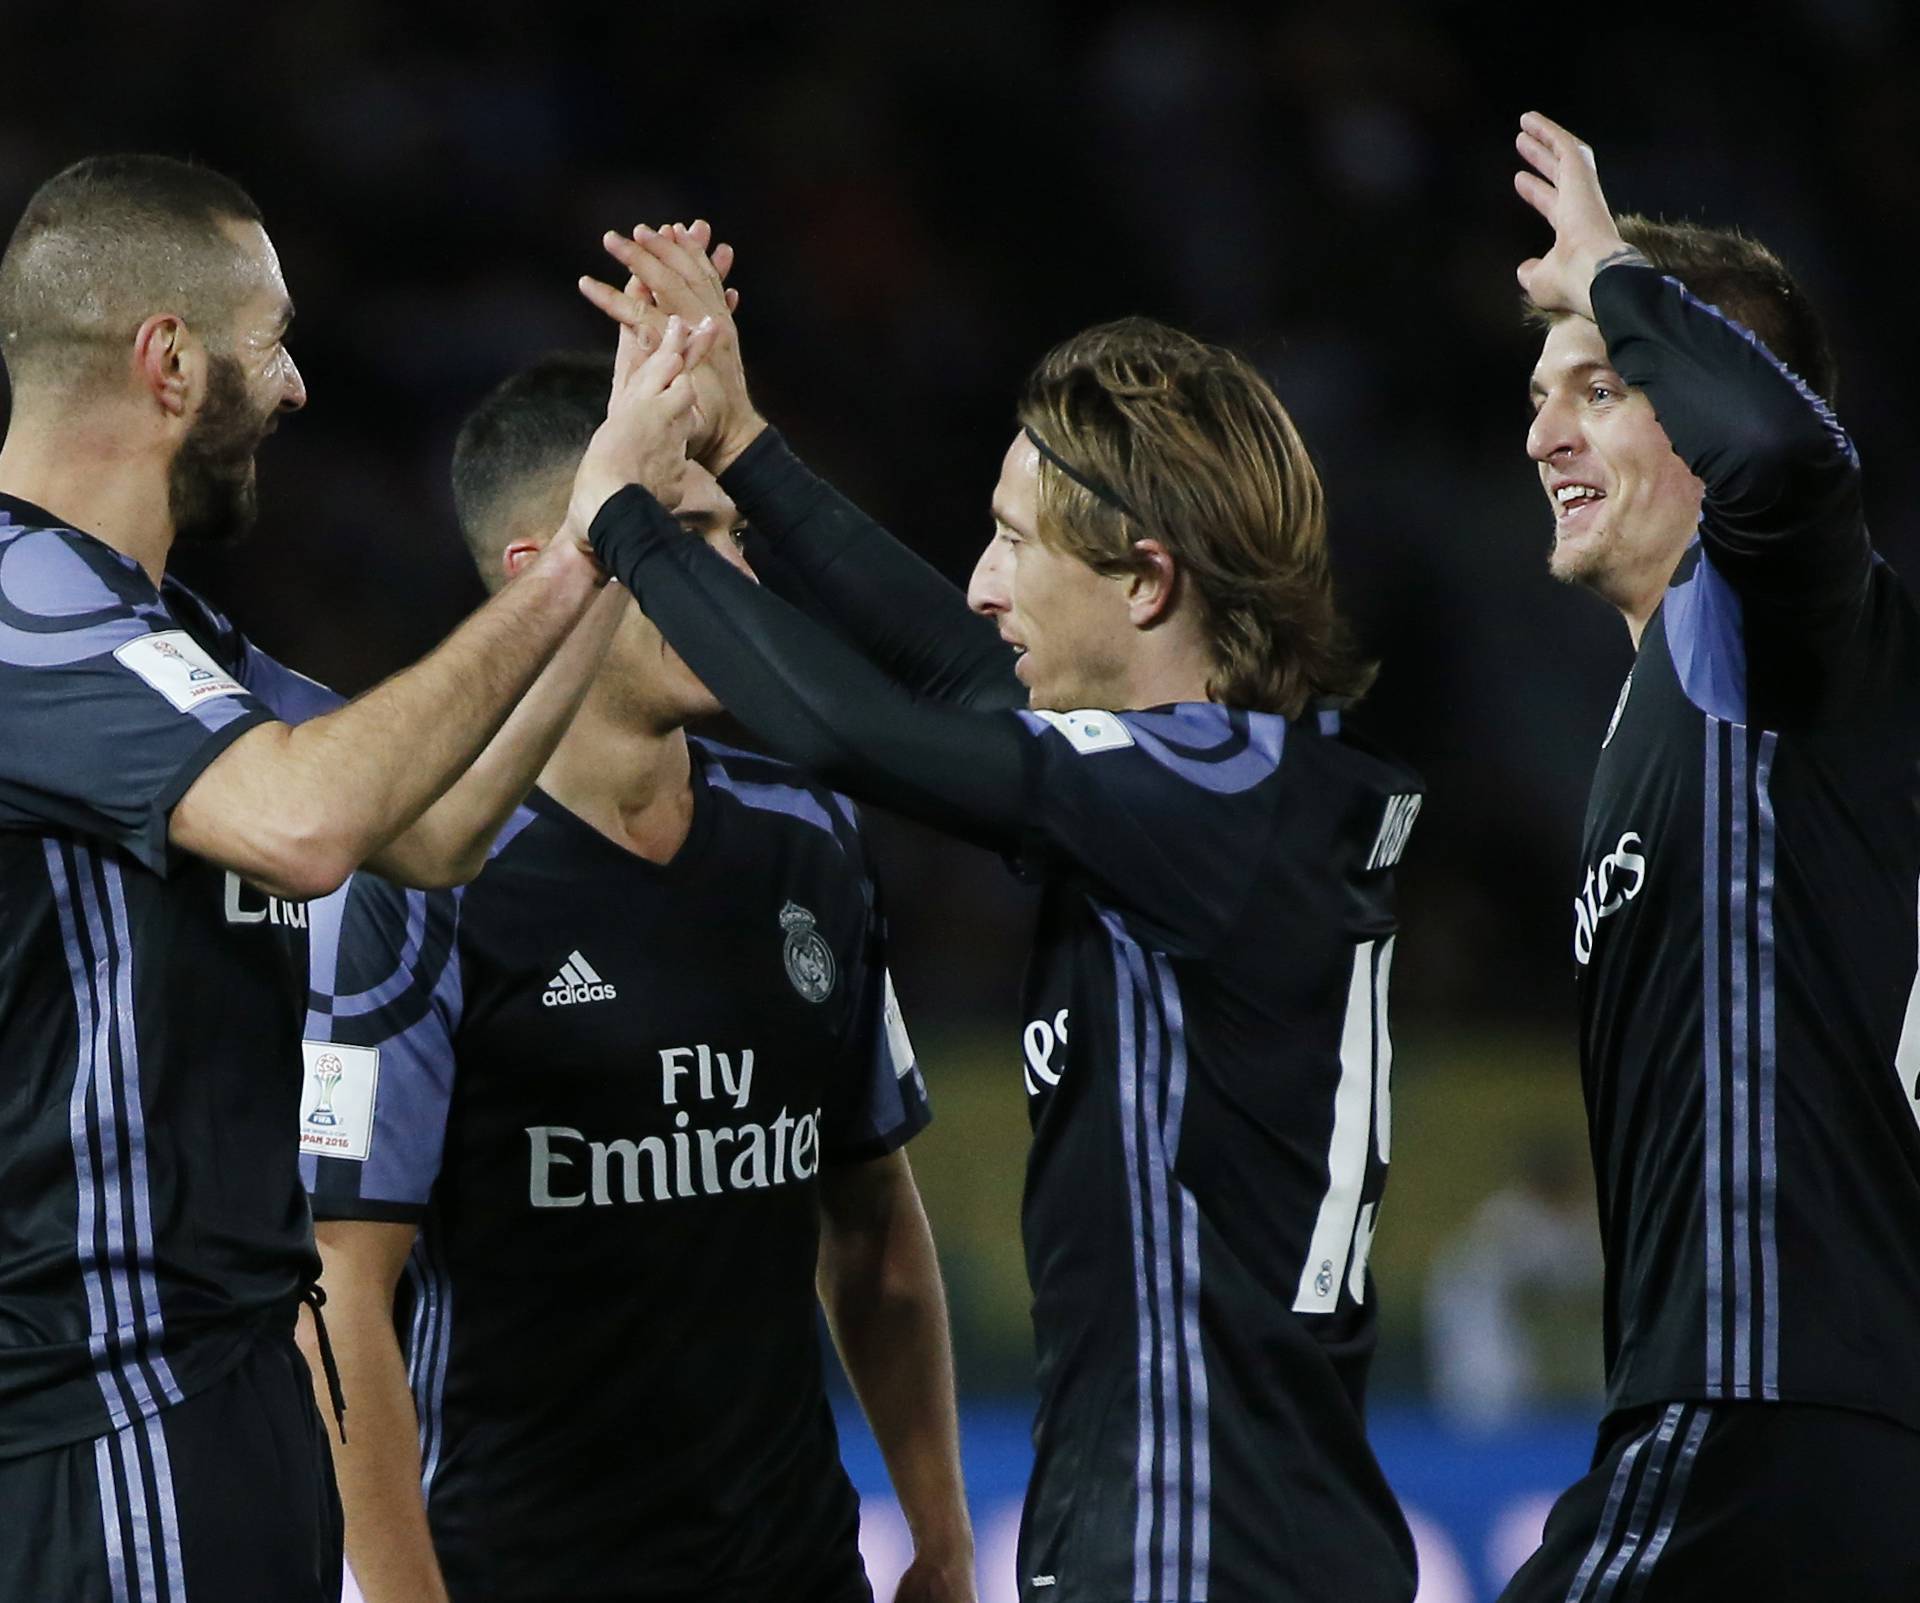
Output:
top-left (567, 226), bottom-right (1426, 1602)
top-left (0, 157), bottom-right (714, 1601)
top-left (300, 352), bottom-right (974, 1603)
top-left (1500, 113), bottom-right (1920, 1600)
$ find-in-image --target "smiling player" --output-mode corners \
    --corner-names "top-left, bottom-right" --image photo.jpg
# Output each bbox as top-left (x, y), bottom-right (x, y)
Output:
top-left (1501, 113), bottom-right (1920, 1602)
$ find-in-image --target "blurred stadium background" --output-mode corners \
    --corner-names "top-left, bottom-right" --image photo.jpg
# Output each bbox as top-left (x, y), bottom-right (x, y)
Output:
top-left (7, 2), bottom-right (1917, 1597)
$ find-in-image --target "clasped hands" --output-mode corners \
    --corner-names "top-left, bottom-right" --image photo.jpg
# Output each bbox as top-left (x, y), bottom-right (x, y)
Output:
top-left (562, 219), bottom-right (764, 557)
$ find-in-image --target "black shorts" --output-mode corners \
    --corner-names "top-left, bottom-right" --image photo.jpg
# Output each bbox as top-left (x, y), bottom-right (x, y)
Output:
top-left (0, 1324), bottom-right (341, 1603)
top-left (1498, 1399), bottom-right (1920, 1603)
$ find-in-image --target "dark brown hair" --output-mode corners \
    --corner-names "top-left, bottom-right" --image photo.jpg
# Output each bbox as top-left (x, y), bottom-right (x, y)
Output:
top-left (0, 154), bottom-right (265, 395)
top-left (1528, 214), bottom-right (1838, 400)
top-left (1016, 317), bottom-right (1374, 717)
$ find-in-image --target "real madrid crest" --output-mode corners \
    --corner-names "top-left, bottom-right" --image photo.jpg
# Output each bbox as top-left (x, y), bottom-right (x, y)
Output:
top-left (779, 901), bottom-right (837, 1004)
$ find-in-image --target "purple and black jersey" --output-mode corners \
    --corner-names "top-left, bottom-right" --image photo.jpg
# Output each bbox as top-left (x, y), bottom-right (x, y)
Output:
top-left (1573, 265), bottom-right (1920, 1432)
top-left (585, 434), bottom-right (1425, 1602)
top-left (0, 493), bottom-right (342, 1461)
top-left (301, 741), bottom-right (927, 1603)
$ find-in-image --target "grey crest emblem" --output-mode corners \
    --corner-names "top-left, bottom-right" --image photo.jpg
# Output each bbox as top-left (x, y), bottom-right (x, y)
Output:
top-left (779, 901), bottom-right (837, 1004)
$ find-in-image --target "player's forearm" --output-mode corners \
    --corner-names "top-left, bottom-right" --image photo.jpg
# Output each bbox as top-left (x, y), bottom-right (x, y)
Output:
top-left (304, 1293), bottom-right (452, 1603)
top-left (719, 430), bottom-right (1023, 711)
top-left (589, 486), bottom-right (1030, 852)
top-left (821, 1186), bottom-right (973, 1566)
top-left (195, 539), bottom-right (601, 899)
top-left (1594, 264), bottom-right (1863, 569)
top-left (367, 580), bottom-right (624, 887)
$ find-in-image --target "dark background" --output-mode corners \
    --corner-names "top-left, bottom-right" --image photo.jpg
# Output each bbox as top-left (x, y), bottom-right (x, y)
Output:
top-left (6, 0), bottom-right (1916, 1398)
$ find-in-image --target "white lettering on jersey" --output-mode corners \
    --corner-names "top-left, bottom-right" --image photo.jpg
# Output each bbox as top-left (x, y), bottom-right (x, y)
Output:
top-left (113, 629), bottom-right (247, 713)
top-left (541, 949), bottom-right (617, 1007)
top-left (526, 1107), bottom-right (823, 1207)
top-left (297, 1040), bottom-right (380, 1161)
top-left (657, 1044), bottom-right (755, 1110)
top-left (1366, 793), bottom-right (1423, 870)
top-left (881, 969), bottom-right (916, 1080)
top-left (1572, 831), bottom-right (1649, 966)
top-left (223, 871), bottom-right (309, 929)
top-left (1023, 1008), bottom-right (1070, 1097)
top-left (1031, 708), bottom-right (1135, 754)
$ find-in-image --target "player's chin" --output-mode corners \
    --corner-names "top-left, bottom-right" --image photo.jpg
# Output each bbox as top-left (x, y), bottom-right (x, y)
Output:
top-left (1547, 523), bottom-right (1609, 586)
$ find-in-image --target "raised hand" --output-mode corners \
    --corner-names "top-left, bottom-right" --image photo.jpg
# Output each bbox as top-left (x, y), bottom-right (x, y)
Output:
top-left (1513, 111), bottom-right (1644, 321)
top-left (577, 220), bottom-right (765, 472)
top-left (564, 311), bottom-right (719, 553)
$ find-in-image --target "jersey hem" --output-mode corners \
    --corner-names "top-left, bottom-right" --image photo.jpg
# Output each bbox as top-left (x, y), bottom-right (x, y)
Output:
top-left (1606, 1384), bottom-right (1920, 1441)
top-left (0, 1307), bottom-right (283, 1461)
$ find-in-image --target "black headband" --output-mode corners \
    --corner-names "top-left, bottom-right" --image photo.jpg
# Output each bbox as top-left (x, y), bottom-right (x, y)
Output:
top-left (1023, 426), bottom-right (1137, 520)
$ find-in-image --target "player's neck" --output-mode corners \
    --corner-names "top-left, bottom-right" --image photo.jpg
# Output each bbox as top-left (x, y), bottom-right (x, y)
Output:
top-left (0, 410), bottom-right (177, 586)
top-left (537, 697), bottom-right (696, 865)
top-left (1110, 631), bottom-right (1216, 711)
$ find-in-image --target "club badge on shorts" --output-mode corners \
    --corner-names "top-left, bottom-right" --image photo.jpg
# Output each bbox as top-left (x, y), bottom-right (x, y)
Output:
top-left (779, 901), bottom-right (836, 1003)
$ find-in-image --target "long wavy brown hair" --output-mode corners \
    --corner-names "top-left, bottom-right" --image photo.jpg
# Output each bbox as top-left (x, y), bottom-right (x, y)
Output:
top-left (1016, 317), bottom-right (1375, 717)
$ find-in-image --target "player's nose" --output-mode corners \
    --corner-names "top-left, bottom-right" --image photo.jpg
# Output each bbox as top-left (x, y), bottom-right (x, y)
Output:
top-left (279, 351), bottom-right (308, 413)
top-left (1527, 394), bottom-right (1576, 463)
top-left (967, 540), bottom-right (1010, 615)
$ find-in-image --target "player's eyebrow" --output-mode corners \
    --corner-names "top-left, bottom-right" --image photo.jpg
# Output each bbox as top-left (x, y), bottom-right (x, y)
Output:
top-left (271, 299), bottom-right (295, 337)
top-left (1528, 359), bottom-right (1609, 401)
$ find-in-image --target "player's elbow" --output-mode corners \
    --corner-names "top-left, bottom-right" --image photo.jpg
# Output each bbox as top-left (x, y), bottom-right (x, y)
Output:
top-left (245, 814), bottom-right (361, 903)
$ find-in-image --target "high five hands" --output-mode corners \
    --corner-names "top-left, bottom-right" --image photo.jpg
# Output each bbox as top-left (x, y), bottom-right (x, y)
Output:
top-left (565, 307), bottom-right (722, 551)
top-left (1513, 111), bottom-right (1645, 321)
top-left (578, 222), bottom-right (766, 474)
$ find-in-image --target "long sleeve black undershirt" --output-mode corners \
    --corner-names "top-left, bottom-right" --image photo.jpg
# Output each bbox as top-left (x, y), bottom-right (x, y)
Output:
top-left (1593, 262), bottom-right (1868, 614)
top-left (717, 429), bottom-right (1026, 712)
top-left (590, 485), bottom-right (1033, 855)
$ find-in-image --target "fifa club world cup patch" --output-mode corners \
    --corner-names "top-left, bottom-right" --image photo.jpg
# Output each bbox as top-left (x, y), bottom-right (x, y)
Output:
top-left (113, 630), bottom-right (248, 713)
top-left (780, 902), bottom-right (837, 1003)
top-left (297, 1040), bottom-right (380, 1161)
top-left (1032, 708), bottom-right (1136, 754)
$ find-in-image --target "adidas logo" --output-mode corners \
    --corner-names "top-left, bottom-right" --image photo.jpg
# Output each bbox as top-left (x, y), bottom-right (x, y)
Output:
top-left (542, 950), bottom-right (618, 1008)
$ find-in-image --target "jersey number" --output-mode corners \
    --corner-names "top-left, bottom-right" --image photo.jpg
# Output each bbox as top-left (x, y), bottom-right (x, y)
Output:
top-left (1896, 883), bottom-right (1920, 1137)
top-left (1293, 937), bottom-right (1394, 1314)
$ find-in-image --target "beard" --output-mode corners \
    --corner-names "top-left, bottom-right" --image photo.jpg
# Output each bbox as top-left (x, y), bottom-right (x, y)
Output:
top-left (169, 355), bottom-right (274, 548)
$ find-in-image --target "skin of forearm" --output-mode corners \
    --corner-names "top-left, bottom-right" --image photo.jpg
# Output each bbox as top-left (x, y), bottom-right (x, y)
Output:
top-left (820, 1173), bottom-right (972, 1562)
top-left (228, 538), bottom-right (601, 898)
top-left (368, 580), bottom-right (626, 886)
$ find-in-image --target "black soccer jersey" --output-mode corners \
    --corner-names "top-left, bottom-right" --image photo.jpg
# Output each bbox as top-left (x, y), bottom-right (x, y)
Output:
top-left (1005, 705), bottom-right (1421, 1603)
top-left (585, 438), bottom-right (1427, 1603)
top-left (302, 741), bottom-right (929, 1603)
top-left (1573, 265), bottom-right (1920, 1431)
top-left (0, 494), bottom-right (342, 1459)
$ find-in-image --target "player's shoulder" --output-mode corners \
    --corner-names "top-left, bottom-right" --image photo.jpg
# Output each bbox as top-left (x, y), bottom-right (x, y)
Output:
top-left (313, 868), bottom-right (462, 1042)
top-left (0, 501), bottom-right (166, 661)
top-left (1021, 700), bottom-right (1417, 800)
top-left (691, 735), bottom-right (865, 858)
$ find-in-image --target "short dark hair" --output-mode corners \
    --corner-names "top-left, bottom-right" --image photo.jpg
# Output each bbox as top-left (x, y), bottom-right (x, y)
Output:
top-left (450, 351), bottom-right (610, 584)
top-left (1527, 214), bottom-right (1838, 401)
top-left (0, 154), bottom-right (264, 395)
top-left (1016, 317), bottom-right (1375, 717)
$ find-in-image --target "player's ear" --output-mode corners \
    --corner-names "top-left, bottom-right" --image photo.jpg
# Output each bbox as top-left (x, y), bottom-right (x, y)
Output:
top-left (501, 537), bottom-right (546, 582)
top-left (133, 314), bottom-right (196, 419)
top-left (1124, 539), bottom-right (1179, 630)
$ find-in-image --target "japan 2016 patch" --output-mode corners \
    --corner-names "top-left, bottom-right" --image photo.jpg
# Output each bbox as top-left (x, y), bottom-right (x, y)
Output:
top-left (113, 630), bottom-right (247, 713)
top-left (297, 1040), bottom-right (380, 1161)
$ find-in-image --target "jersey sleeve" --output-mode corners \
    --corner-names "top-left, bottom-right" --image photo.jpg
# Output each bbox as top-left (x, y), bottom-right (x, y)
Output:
top-left (821, 836), bottom-right (931, 1166)
top-left (720, 429), bottom-right (1026, 711)
top-left (299, 871), bottom-right (464, 1224)
top-left (1593, 263), bottom-right (1870, 717)
top-left (0, 529), bottom-right (276, 873)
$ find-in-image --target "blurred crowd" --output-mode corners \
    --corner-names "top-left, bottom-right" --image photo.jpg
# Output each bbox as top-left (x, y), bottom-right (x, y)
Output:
top-left (5, 0), bottom-right (1915, 1398)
